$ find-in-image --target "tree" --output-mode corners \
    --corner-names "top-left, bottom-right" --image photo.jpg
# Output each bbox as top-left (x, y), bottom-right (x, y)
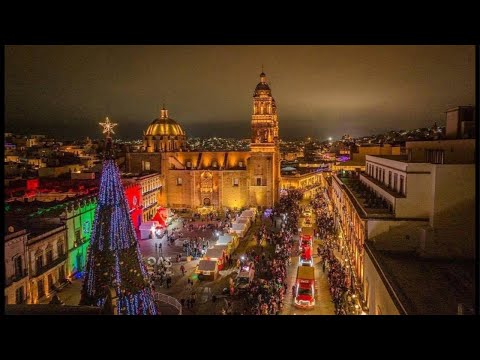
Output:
top-left (80, 120), bottom-right (157, 315)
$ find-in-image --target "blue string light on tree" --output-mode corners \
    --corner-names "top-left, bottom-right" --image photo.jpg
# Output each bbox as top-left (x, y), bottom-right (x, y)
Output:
top-left (79, 117), bottom-right (157, 315)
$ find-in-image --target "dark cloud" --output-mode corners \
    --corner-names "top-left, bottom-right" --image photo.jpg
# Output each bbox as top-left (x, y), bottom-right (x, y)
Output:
top-left (5, 45), bottom-right (475, 140)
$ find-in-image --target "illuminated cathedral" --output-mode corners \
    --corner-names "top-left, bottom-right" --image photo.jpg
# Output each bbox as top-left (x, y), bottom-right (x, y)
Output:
top-left (126, 71), bottom-right (281, 210)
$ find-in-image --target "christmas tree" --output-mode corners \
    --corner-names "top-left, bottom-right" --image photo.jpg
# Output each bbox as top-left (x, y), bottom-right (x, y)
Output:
top-left (80, 118), bottom-right (157, 315)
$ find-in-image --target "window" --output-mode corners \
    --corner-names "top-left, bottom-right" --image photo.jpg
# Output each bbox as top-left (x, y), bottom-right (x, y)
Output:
top-left (256, 177), bottom-right (262, 186)
top-left (233, 178), bottom-right (239, 187)
top-left (75, 229), bottom-right (81, 245)
top-left (425, 149), bottom-right (445, 164)
top-left (176, 177), bottom-right (183, 186)
top-left (37, 279), bottom-right (45, 299)
top-left (14, 256), bottom-right (23, 278)
top-left (35, 254), bottom-right (44, 274)
top-left (388, 171), bottom-right (392, 188)
top-left (238, 161), bottom-right (244, 167)
top-left (15, 287), bottom-right (24, 304)
top-left (57, 242), bottom-right (65, 257)
top-left (47, 274), bottom-right (54, 292)
top-left (59, 265), bottom-right (66, 282)
top-left (46, 247), bottom-right (53, 264)
top-left (143, 161), bottom-right (151, 171)
top-left (212, 161), bottom-right (218, 168)
top-left (399, 175), bottom-right (405, 195)
top-left (186, 161), bottom-right (192, 168)
top-left (393, 173), bottom-right (398, 192)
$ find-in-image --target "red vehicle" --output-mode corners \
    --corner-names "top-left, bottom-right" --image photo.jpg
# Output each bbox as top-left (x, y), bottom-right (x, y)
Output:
top-left (299, 227), bottom-right (314, 252)
top-left (294, 266), bottom-right (315, 308)
top-left (300, 246), bottom-right (313, 266)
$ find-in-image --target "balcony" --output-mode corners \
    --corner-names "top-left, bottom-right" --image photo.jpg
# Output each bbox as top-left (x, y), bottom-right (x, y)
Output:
top-left (335, 172), bottom-right (394, 218)
top-left (5, 269), bottom-right (28, 287)
top-left (360, 173), bottom-right (405, 199)
top-left (32, 254), bottom-right (67, 278)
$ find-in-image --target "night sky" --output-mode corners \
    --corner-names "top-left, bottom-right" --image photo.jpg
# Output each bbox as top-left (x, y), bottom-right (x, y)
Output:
top-left (5, 45), bottom-right (475, 140)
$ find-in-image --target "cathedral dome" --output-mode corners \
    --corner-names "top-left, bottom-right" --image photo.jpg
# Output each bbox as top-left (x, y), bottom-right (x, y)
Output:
top-left (145, 108), bottom-right (186, 137)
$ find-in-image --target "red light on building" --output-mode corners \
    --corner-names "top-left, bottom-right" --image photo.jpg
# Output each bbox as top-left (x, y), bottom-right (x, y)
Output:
top-left (124, 182), bottom-right (142, 230)
top-left (26, 178), bottom-right (40, 191)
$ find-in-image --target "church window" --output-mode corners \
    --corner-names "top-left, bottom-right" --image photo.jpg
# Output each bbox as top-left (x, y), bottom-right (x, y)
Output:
top-left (176, 178), bottom-right (183, 186)
top-left (233, 178), bottom-right (239, 187)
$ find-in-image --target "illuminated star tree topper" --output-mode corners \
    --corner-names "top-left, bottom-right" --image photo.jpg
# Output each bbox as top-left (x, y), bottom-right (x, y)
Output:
top-left (99, 117), bottom-right (117, 137)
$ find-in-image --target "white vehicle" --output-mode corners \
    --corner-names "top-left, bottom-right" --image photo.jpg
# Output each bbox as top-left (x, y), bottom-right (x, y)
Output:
top-left (235, 271), bottom-right (250, 292)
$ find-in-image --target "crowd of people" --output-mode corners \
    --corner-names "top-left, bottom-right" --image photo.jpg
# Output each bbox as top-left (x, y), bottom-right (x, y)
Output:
top-left (311, 191), bottom-right (335, 239)
top-left (311, 191), bottom-right (357, 315)
top-left (181, 237), bottom-right (209, 259)
top-left (146, 257), bottom-right (173, 290)
top-left (224, 190), bottom-right (303, 315)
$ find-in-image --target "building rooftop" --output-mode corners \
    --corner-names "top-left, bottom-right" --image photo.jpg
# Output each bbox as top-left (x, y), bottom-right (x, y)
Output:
top-left (5, 194), bottom-right (96, 219)
top-left (27, 222), bottom-right (65, 239)
top-left (366, 242), bottom-right (475, 315)
top-left (334, 173), bottom-right (395, 218)
top-left (370, 155), bottom-right (409, 162)
top-left (4, 221), bottom-right (27, 241)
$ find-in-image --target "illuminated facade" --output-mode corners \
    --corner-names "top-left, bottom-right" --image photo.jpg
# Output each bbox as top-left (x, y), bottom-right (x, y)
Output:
top-left (126, 71), bottom-right (281, 211)
top-left (4, 227), bottom-right (29, 304)
top-left (61, 196), bottom-right (97, 278)
top-left (122, 180), bottom-right (143, 229)
top-left (27, 224), bottom-right (68, 304)
top-left (329, 137), bottom-right (476, 314)
top-left (280, 170), bottom-right (325, 199)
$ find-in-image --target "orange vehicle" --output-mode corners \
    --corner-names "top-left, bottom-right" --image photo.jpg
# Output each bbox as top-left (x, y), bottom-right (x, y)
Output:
top-left (294, 266), bottom-right (315, 308)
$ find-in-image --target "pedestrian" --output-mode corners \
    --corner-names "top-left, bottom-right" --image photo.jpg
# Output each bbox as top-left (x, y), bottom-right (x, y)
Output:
top-left (155, 243), bottom-right (158, 252)
top-left (159, 242), bottom-right (162, 254)
top-left (292, 285), bottom-right (296, 296)
top-left (180, 264), bottom-right (185, 276)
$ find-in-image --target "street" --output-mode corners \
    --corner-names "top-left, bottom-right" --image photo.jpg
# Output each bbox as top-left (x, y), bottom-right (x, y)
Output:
top-left (281, 198), bottom-right (335, 315)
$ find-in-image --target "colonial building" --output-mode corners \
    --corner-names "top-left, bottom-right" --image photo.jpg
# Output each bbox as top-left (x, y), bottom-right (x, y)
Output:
top-left (26, 223), bottom-right (68, 304)
top-left (328, 131), bottom-right (476, 314)
top-left (126, 71), bottom-right (281, 213)
top-left (5, 195), bottom-right (97, 279)
top-left (4, 225), bottom-right (29, 305)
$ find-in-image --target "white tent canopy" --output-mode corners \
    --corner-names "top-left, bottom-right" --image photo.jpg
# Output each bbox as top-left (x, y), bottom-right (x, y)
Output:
top-left (139, 221), bottom-right (160, 239)
top-left (217, 234), bottom-right (234, 246)
top-left (241, 210), bottom-right (255, 219)
top-left (230, 222), bottom-right (248, 237)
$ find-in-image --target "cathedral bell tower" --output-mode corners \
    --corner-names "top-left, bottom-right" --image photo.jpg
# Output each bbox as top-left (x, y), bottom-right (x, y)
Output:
top-left (248, 71), bottom-right (281, 208)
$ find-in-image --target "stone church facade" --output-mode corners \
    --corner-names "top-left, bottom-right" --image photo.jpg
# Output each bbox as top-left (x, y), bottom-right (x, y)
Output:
top-left (126, 71), bottom-right (281, 211)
